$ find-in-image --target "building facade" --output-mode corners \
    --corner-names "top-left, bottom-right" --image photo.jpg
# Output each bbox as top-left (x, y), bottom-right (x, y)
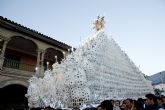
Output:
top-left (0, 16), bottom-right (71, 109)
top-left (147, 71), bottom-right (165, 95)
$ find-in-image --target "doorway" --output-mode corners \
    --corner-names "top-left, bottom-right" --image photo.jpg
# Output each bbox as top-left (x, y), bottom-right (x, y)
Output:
top-left (0, 84), bottom-right (28, 110)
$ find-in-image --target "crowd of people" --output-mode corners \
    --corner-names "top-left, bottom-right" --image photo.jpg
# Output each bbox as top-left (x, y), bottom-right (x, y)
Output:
top-left (30, 93), bottom-right (165, 110)
top-left (83, 93), bottom-right (165, 110)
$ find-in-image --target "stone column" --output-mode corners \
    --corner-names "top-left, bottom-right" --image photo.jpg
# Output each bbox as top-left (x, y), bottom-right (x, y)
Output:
top-left (40, 50), bottom-right (46, 77)
top-left (35, 49), bottom-right (42, 77)
top-left (0, 38), bottom-right (10, 69)
top-left (36, 49), bottom-right (42, 67)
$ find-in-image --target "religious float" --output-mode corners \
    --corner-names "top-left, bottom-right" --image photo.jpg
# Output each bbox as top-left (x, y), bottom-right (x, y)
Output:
top-left (26, 16), bottom-right (153, 109)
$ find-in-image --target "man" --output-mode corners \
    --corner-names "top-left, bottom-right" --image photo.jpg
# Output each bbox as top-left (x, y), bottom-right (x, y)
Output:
top-left (145, 93), bottom-right (163, 110)
top-left (100, 100), bottom-right (113, 110)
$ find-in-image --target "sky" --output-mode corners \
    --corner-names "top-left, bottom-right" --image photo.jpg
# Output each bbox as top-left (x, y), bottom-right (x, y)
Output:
top-left (0, 0), bottom-right (165, 76)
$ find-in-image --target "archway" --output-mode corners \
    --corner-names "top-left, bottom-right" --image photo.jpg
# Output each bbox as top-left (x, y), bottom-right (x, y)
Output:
top-left (4, 36), bottom-right (38, 72)
top-left (0, 84), bottom-right (28, 110)
top-left (44, 48), bottom-right (64, 70)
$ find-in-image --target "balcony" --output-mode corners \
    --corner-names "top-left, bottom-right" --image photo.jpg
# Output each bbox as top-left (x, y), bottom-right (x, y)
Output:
top-left (3, 58), bottom-right (36, 72)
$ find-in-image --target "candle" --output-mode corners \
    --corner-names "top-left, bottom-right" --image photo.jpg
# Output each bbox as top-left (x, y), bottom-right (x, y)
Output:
top-left (35, 67), bottom-right (38, 71)
top-left (68, 49), bottom-right (70, 52)
top-left (55, 55), bottom-right (57, 62)
top-left (47, 62), bottom-right (49, 70)
top-left (63, 52), bottom-right (65, 59)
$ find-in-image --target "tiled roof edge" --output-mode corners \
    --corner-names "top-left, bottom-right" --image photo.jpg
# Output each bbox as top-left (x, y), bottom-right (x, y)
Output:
top-left (0, 16), bottom-right (71, 49)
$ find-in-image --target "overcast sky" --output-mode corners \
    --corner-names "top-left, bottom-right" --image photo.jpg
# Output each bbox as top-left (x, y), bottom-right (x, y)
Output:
top-left (0, 0), bottom-right (165, 76)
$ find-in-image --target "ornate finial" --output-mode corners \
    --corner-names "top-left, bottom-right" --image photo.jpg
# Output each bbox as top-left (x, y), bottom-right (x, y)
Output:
top-left (94, 16), bottom-right (105, 31)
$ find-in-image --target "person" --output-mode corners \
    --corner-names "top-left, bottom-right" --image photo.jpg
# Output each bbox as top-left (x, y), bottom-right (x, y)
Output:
top-left (137, 98), bottom-right (145, 110)
top-left (97, 105), bottom-right (103, 110)
top-left (132, 100), bottom-right (144, 110)
top-left (125, 99), bottom-right (134, 110)
top-left (157, 96), bottom-right (164, 108)
top-left (100, 100), bottom-right (113, 110)
top-left (161, 95), bottom-right (165, 109)
top-left (113, 100), bottom-right (121, 110)
top-left (120, 100), bottom-right (127, 110)
top-left (145, 93), bottom-right (161, 110)
top-left (44, 106), bottom-right (55, 110)
top-left (83, 107), bottom-right (97, 110)
top-left (30, 108), bottom-right (41, 110)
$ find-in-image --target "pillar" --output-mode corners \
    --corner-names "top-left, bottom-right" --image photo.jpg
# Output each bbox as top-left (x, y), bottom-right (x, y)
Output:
top-left (40, 50), bottom-right (45, 77)
top-left (35, 49), bottom-right (42, 77)
top-left (0, 38), bottom-right (10, 69)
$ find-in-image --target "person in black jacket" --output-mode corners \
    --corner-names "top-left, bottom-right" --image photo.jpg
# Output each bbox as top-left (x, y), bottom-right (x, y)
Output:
top-left (100, 100), bottom-right (113, 110)
top-left (145, 93), bottom-right (160, 110)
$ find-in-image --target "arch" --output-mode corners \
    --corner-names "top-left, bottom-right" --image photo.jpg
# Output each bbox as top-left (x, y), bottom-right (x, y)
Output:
top-left (0, 84), bottom-right (28, 109)
top-left (0, 79), bottom-right (29, 88)
top-left (4, 36), bottom-right (38, 72)
top-left (7, 36), bottom-right (38, 54)
top-left (44, 48), bottom-right (64, 62)
top-left (43, 48), bottom-right (64, 70)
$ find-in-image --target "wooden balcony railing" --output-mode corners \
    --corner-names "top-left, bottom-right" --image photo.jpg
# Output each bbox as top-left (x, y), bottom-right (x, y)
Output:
top-left (3, 58), bottom-right (36, 72)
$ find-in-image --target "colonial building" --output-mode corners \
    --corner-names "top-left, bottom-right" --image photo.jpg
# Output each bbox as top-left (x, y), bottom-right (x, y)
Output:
top-left (147, 71), bottom-right (165, 95)
top-left (0, 16), bottom-right (71, 109)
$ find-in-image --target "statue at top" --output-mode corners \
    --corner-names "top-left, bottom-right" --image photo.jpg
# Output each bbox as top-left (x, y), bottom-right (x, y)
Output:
top-left (94, 16), bottom-right (105, 31)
